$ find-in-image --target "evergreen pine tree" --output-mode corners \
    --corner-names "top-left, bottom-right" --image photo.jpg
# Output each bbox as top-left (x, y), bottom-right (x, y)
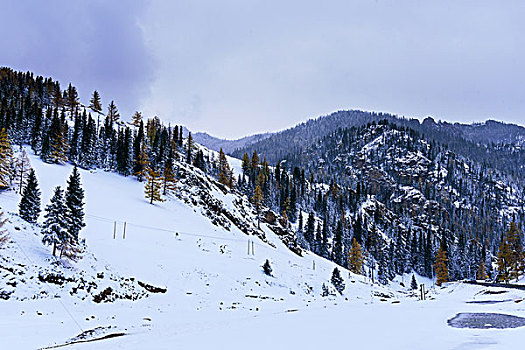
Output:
top-left (332, 220), bottom-right (344, 265)
top-left (410, 274), bottom-right (418, 290)
top-left (19, 169), bottom-right (41, 223)
top-left (263, 259), bottom-right (272, 276)
top-left (106, 100), bottom-right (120, 124)
top-left (186, 132), bottom-right (193, 164)
top-left (89, 90), bottom-right (102, 113)
top-left (69, 112), bottom-right (82, 162)
top-left (314, 221), bottom-right (322, 254)
top-left (52, 83), bottom-right (63, 108)
top-left (252, 184), bottom-right (263, 228)
top-left (65, 83), bottom-right (79, 116)
top-left (116, 127), bottom-right (132, 175)
top-left (251, 150), bottom-right (259, 173)
top-left (331, 267), bottom-right (345, 294)
top-left (305, 212), bottom-right (315, 247)
top-left (46, 112), bottom-right (68, 164)
top-left (30, 107), bottom-right (43, 153)
top-left (378, 251), bottom-right (389, 285)
top-left (42, 186), bottom-right (70, 256)
top-left (131, 111), bottom-right (142, 126)
top-left (241, 153), bottom-right (250, 176)
top-left (162, 152), bottom-right (178, 195)
top-left (218, 148), bottom-right (231, 187)
top-left (321, 216), bottom-right (329, 258)
top-left (65, 166), bottom-right (85, 242)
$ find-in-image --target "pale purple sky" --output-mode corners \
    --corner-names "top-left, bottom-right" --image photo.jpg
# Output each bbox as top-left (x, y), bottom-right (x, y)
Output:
top-left (2, 0), bottom-right (524, 138)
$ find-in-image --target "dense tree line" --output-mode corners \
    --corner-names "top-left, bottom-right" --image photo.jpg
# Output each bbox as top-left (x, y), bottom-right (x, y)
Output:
top-left (234, 120), bottom-right (524, 284)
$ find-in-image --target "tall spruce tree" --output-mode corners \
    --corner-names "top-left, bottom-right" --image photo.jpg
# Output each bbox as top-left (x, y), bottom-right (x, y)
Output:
top-left (305, 212), bottom-right (315, 247)
top-left (186, 132), bottom-right (193, 164)
top-left (410, 274), bottom-right (418, 290)
top-left (65, 83), bottom-right (79, 115)
top-left (19, 169), bottom-right (41, 223)
top-left (253, 184), bottom-right (263, 228)
top-left (42, 186), bottom-right (70, 256)
top-left (162, 151), bottom-right (177, 195)
top-left (332, 220), bottom-right (344, 266)
top-left (106, 100), bottom-right (120, 124)
top-left (45, 111), bottom-right (68, 164)
top-left (218, 148), bottom-right (231, 187)
top-left (321, 216), bottom-right (329, 258)
top-left (65, 166), bottom-right (85, 242)
top-left (378, 251), bottom-right (389, 285)
top-left (131, 111), bottom-right (142, 126)
top-left (88, 90), bottom-right (102, 113)
top-left (331, 267), bottom-right (345, 294)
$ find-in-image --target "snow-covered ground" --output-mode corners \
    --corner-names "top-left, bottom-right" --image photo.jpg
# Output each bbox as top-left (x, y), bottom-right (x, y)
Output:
top-left (1, 149), bottom-right (525, 349)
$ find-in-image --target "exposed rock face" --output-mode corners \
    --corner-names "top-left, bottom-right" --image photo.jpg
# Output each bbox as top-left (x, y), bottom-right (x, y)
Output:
top-left (173, 162), bottom-right (303, 254)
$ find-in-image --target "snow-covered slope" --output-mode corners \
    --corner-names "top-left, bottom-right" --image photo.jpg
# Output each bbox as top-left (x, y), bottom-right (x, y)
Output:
top-left (0, 148), bottom-right (394, 348)
top-left (1, 149), bottom-right (525, 349)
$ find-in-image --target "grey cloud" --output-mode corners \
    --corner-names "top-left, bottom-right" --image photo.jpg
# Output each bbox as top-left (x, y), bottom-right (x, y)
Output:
top-left (0, 0), bottom-right (154, 119)
top-left (2, 1), bottom-right (523, 138)
top-left (141, 0), bottom-right (525, 138)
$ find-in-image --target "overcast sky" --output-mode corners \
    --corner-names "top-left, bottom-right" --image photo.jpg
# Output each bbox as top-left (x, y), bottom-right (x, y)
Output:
top-left (1, 1), bottom-right (524, 138)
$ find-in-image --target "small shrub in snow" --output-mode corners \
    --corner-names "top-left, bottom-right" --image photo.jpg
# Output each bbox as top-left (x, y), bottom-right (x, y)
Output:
top-left (331, 267), bottom-right (345, 294)
top-left (263, 259), bottom-right (272, 276)
top-left (411, 274), bottom-right (418, 290)
top-left (322, 283), bottom-right (336, 297)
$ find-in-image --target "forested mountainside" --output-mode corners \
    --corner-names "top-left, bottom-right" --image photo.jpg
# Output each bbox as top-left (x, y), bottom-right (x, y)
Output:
top-left (1, 67), bottom-right (524, 287)
top-left (231, 110), bottom-right (525, 180)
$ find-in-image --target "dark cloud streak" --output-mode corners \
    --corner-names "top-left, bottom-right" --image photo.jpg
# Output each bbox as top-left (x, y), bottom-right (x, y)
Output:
top-left (0, 0), bottom-right (154, 118)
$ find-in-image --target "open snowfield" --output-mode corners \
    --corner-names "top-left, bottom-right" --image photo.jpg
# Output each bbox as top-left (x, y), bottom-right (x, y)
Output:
top-left (1, 149), bottom-right (525, 349)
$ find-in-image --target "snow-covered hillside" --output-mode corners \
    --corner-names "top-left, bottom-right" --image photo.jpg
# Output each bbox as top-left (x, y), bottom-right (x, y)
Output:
top-left (1, 148), bottom-right (525, 349)
top-left (0, 148), bottom-right (388, 348)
